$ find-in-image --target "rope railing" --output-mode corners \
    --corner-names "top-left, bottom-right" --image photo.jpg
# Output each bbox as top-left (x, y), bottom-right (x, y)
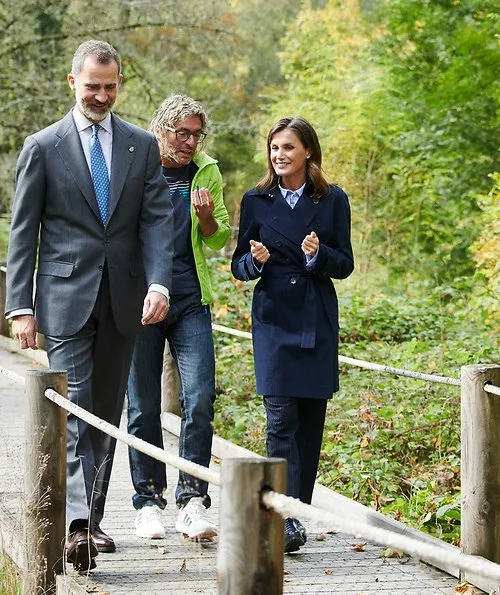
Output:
top-left (45, 387), bottom-right (221, 487)
top-left (0, 363), bottom-right (220, 486)
top-left (1, 347), bottom-right (500, 592)
top-left (485, 383), bottom-right (500, 397)
top-left (213, 323), bottom-right (462, 386)
top-left (262, 490), bottom-right (500, 584)
top-left (0, 365), bottom-right (24, 386)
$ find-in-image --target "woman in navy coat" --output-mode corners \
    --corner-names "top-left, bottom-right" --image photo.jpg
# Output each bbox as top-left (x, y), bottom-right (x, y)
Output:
top-left (231, 116), bottom-right (354, 552)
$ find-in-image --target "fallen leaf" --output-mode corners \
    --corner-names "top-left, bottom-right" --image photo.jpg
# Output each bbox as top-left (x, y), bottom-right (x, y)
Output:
top-left (350, 542), bottom-right (367, 552)
top-left (180, 558), bottom-right (187, 573)
top-left (155, 568), bottom-right (164, 574)
top-left (324, 568), bottom-right (333, 575)
top-left (157, 546), bottom-right (166, 555)
top-left (379, 547), bottom-right (405, 558)
top-left (454, 583), bottom-right (476, 594)
top-left (315, 533), bottom-right (326, 541)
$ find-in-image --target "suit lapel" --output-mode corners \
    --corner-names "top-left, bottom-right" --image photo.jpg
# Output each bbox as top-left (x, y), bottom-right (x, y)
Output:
top-left (294, 192), bottom-right (319, 229)
top-left (109, 115), bottom-right (135, 222)
top-left (54, 112), bottom-right (101, 222)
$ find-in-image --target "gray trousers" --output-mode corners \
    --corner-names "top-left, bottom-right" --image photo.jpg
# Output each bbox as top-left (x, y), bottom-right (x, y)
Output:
top-left (45, 272), bottom-right (135, 530)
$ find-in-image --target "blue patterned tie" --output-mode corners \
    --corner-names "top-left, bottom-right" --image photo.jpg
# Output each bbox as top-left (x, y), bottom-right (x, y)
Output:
top-left (90, 124), bottom-right (110, 224)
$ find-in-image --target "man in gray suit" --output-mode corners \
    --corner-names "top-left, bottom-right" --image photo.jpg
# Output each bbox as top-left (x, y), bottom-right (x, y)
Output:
top-left (5, 40), bottom-right (173, 571)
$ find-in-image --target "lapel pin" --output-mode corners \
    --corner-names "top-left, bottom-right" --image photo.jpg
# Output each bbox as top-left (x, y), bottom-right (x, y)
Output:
top-left (129, 146), bottom-right (135, 152)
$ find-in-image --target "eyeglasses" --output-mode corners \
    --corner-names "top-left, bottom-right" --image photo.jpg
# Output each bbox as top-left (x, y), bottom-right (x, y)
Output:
top-left (166, 128), bottom-right (207, 142)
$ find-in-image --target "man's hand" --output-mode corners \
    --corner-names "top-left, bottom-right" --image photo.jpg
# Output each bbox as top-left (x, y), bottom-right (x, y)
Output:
top-left (250, 239), bottom-right (270, 265)
top-left (191, 187), bottom-right (218, 236)
top-left (12, 314), bottom-right (38, 350)
top-left (141, 292), bottom-right (169, 325)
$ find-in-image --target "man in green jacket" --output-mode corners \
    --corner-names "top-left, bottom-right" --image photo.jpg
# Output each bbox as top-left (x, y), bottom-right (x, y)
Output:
top-left (127, 94), bottom-right (229, 540)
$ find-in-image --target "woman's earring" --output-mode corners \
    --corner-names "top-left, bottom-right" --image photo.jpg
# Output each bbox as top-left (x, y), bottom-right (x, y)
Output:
top-left (306, 154), bottom-right (311, 159)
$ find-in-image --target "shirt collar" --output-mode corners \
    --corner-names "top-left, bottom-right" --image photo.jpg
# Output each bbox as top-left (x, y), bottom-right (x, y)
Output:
top-left (72, 107), bottom-right (112, 134)
top-left (279, 182), bottom-right (306, 199)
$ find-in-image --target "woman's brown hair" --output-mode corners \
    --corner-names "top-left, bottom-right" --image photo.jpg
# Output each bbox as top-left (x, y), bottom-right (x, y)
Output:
top-left (256, 116), bottom-right (330, 198)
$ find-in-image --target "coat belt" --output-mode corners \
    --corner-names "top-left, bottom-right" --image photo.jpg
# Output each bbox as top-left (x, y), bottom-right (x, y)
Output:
top-left (301, 278), bottom-right (317, 349)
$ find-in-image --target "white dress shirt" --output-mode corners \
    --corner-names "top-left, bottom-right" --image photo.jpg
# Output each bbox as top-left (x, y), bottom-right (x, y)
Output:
top-left (73, 107), bottom-right (113, 174)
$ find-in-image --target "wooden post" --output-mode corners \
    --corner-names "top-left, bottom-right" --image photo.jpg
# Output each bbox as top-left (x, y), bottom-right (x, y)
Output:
top-left (161, 340), bottom-right (181, 416)
top-left (24, 369), bottom-right (67, 595)
top-left (461, 364), bottom-right (500, 591)
top-left (217, 458), bottom-right (286, 595)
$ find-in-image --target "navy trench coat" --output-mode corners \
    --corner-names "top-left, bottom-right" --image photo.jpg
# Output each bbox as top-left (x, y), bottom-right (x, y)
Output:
top-left (231, 182), bottom-right (354, 399)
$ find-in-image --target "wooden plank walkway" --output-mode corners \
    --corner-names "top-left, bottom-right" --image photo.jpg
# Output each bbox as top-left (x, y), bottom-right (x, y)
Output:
top-left (0, 341), bottom-right (478, 594)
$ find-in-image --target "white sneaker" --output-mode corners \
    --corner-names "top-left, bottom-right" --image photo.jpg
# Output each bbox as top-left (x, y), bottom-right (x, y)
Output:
top-left (135, 505), bottom-right (166, 539)
top-left (175, 497), bottom-right (218, 540)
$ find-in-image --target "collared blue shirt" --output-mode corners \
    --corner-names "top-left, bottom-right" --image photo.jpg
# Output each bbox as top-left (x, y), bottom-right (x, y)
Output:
top-left (279, 182), bottom-right (306, 209)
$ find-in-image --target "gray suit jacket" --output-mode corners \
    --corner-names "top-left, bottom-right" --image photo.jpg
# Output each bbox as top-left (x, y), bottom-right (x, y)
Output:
top-left (5, 110), bottom-right (173, 337)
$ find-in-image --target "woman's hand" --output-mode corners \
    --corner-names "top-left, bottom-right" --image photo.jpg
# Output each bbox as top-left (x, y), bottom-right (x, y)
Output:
top-left (301, 231), bottom-right (319, 257)
top-left (250, 239), bottom-right (270, 264)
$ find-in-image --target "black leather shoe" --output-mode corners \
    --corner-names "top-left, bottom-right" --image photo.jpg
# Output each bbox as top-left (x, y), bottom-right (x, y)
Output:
top-left (66, 528), bottom-right (98, 571)
top-left (284, 517), bottom-right (306, 553)
top-left (91, 525), bottom-right (116, 553)
top-left (294, 518), bottom-right (307, 543)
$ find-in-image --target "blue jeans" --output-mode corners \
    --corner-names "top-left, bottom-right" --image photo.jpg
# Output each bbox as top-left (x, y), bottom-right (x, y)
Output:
top-left (127, 294), bottom-right (216, 510)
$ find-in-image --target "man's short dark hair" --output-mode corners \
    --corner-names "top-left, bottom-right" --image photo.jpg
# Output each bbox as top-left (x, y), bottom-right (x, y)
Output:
top-left (71, 40), bottom-right (121, 76)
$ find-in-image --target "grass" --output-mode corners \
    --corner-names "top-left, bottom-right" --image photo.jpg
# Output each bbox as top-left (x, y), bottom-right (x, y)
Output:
top-left (0, 554), bottom-right (21, 595)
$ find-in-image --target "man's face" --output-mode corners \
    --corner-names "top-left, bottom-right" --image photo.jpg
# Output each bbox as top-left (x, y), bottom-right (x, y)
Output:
top-left (163, 115), bottom-right (204, 167)
top-left (67, 55), bottom-right (122, 123)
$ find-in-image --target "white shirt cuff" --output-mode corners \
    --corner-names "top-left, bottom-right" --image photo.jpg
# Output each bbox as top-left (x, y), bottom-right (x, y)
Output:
top-left (6, 308), bottom-right (33, 319)
top-left (148, 284), bottom-right (170, 301)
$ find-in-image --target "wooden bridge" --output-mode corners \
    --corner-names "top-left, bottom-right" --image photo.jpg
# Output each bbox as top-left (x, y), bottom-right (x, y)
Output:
top-left (0, 338), bottom-right (485, 594)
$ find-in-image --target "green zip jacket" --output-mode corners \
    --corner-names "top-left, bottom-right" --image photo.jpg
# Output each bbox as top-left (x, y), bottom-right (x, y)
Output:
top-left (190, 151), bottom-right (230, 304)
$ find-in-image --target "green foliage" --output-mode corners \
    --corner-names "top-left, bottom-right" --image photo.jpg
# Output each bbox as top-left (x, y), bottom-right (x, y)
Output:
top-left (369, 0), bottom-right (500, 281)
top-left (470, 172), bottom-right (500, 329)
top-left (254, 0), bottom-right (499, 282)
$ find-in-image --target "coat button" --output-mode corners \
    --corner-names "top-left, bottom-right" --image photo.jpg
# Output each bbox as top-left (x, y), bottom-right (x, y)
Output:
top-left (290, 277), bottom-right (297, 285)
top-left (98, 265), bottom-right (103, 271)
top-left (276, 241), bottom-right (282, 247)
top-left (313, 198), bottom-right (319, 204)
